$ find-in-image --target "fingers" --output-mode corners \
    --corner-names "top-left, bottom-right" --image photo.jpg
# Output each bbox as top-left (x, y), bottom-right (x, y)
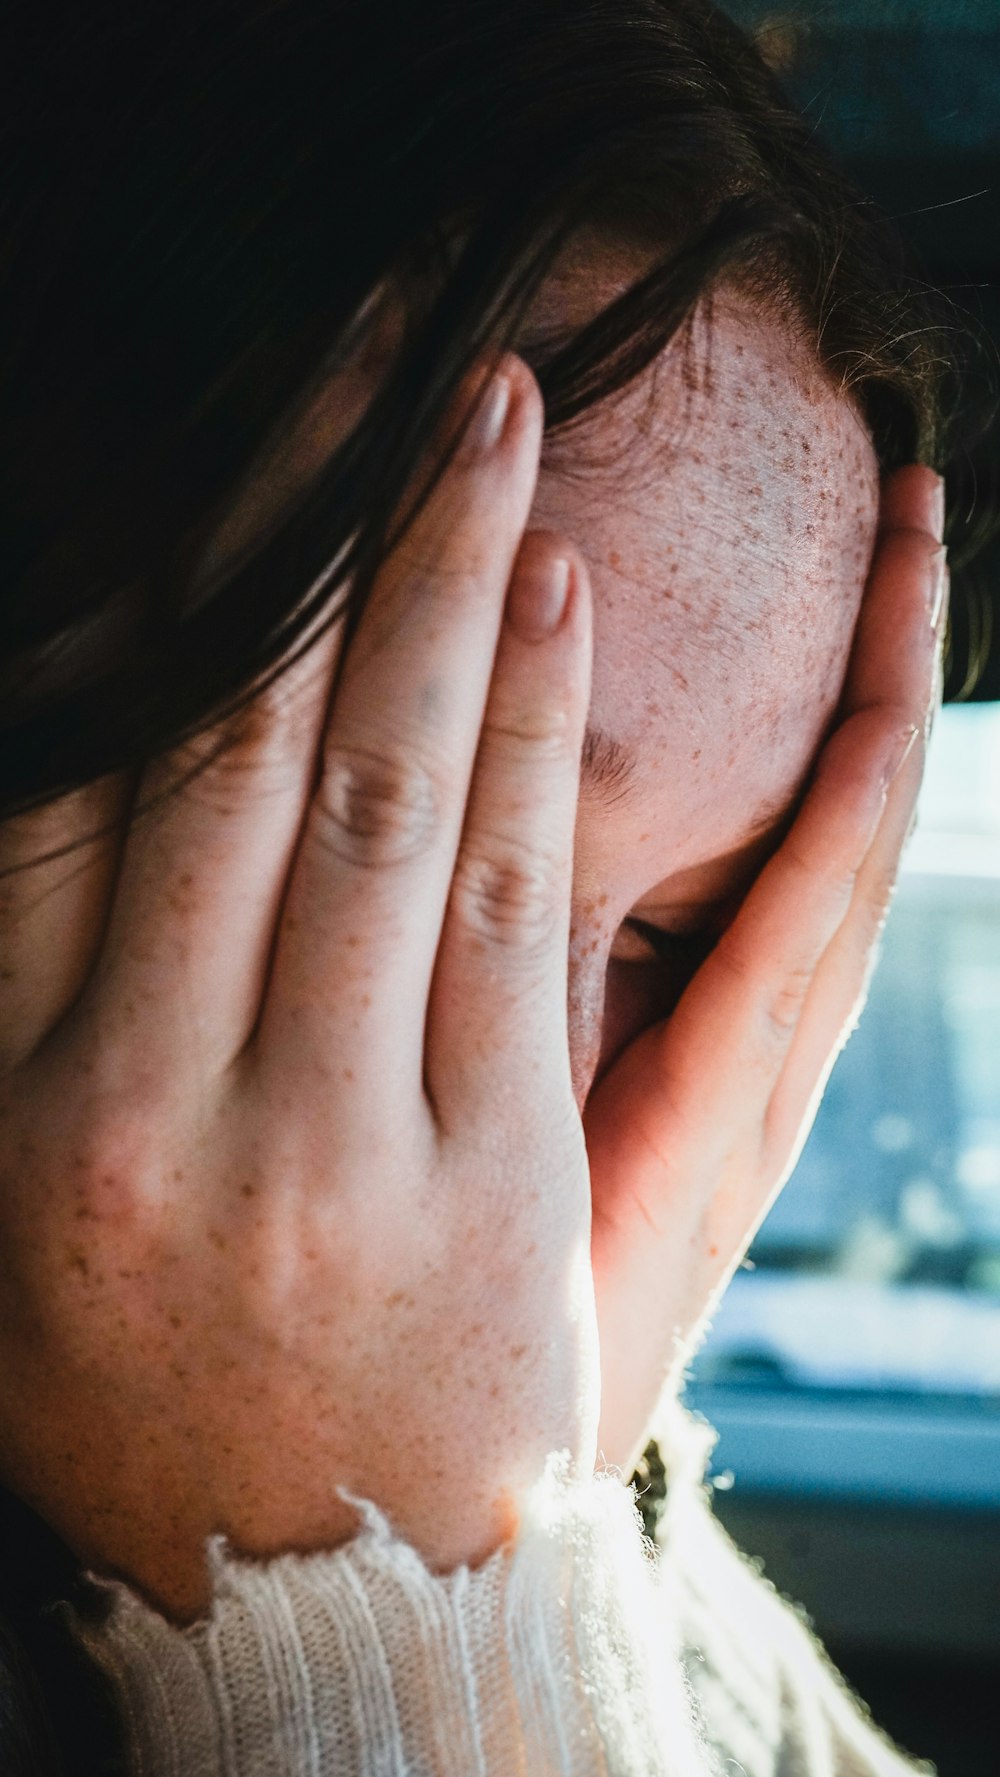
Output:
top-left (584, 465), bottom-right (946, 1465)
top-left (0, 775), bottom-right (131, 1071)
top-left (879, 461), bottom-right (946, 543)
top-left (769, 725), bottom-right (923, 1137)
top-left (766, 731), bottom-right (924, 1155)
top-left (72, 619), bottom-right (346, 1082)
top-left (763, 466), bottom-right (947, 1150)
top-left (424, 533), bottom-right (591, 1127)
top-left (49, 300), bottom-right (395, 1083)
top-left (658, 709), bottom-right (919, 1132)
top-left (585, 701), bottom-right (923, 1463)
top-left (842, 464), bottom-right (947, 729)
top-left (700, 464), bottom-right (945, 1115)
top-left (256, 355), bottom-right (548, 1098)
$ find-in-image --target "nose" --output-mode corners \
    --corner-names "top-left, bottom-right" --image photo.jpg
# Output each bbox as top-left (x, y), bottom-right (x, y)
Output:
top-left (566, 909), bottom-right (618, 1110)
top-left (567, 950), bottom-right (608, 1111)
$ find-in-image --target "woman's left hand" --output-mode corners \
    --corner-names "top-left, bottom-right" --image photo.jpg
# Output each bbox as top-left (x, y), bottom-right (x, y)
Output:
top-left (584, 464), bottom-right (947, 1476)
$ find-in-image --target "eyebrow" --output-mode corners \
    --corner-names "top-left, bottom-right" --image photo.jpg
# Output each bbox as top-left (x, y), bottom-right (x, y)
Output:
top-left (581, 724), bottom-right (643, 807)
top-left (581, 722), bottom-right (800, 842)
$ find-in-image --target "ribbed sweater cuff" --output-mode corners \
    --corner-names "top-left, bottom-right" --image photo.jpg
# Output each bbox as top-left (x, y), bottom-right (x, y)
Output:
top-left (68, 1445), bottom-right (714, 1777)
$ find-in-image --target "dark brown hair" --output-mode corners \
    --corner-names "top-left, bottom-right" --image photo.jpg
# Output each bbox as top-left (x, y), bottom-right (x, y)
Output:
top-left (0, 0), bottom-right (974, 1766)
top-left (1, 0), bottom-right (961, 830)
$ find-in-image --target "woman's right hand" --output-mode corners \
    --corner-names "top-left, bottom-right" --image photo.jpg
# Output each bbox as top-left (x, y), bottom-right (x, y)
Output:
top-left (0, 354), bottom-right (600, 1622)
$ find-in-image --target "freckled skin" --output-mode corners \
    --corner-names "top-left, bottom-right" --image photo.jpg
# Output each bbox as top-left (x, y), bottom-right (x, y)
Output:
top-left (523, 265), bottom-right (880, 1104)
top-left (166, 240), bottom-right (877, 1116)
top-left (0, 244), bottom-right (890, 1617)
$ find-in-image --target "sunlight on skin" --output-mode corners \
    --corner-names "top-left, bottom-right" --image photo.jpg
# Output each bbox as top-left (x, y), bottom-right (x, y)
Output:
top-left (201, 238), bottom-right (880, 1110)
top-left (517, 252), bottom-right (878, 1106)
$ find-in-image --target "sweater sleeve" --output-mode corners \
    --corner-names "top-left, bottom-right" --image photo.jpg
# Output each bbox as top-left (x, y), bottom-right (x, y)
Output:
top-left (65, 1407), bottom-right (940, 1777)
top-left (652, 1400), bottom-right (938, 1777)
top-left (66, 1449), bottom-right (716, 1777)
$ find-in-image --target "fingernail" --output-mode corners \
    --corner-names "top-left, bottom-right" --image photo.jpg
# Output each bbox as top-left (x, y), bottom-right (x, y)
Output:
top-left (507, 553), bottom-right (571, 641)
top-left (881, 726), bottom-right (921, 795)
top-left (929, 545), bottom-right (949, 630)
top-left (931, 473), bottom-right (946, 543)
top-left (466, 369), bottom-right (511, 455)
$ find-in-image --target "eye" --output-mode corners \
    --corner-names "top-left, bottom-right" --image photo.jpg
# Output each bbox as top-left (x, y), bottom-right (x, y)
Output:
top-left (608, 918), bottom-right (717, 970)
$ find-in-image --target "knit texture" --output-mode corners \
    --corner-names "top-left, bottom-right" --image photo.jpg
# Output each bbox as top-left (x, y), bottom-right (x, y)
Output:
top-left (70, 1443), bottom-right (712, 1777)
top-left (67, 1404), bottom-right (937, 1777)
top-left (652, 1400), bottom-right (937, 1777)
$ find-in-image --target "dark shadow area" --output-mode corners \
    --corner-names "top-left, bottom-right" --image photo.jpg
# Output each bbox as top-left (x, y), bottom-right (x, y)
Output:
top-left (709, 1486), bottom-right (1000, 1777)
top-left (826, 1646), bottom-right (997, 1777)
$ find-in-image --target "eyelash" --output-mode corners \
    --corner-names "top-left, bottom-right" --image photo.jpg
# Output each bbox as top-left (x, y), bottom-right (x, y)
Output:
top-left (613, 919), bottom-right (716, 968)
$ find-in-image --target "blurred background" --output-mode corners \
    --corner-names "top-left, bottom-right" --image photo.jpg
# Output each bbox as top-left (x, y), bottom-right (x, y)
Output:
top-left (682, 7), bottom-right (1000, 1774)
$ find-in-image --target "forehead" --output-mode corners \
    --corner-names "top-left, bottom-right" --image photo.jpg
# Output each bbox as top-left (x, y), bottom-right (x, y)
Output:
top-left (525, 270), bottom-right (880, 903)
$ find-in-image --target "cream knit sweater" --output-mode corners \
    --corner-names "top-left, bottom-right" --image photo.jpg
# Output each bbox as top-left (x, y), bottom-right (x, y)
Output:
top-left (68, 1401), bottom-right (935, 1777)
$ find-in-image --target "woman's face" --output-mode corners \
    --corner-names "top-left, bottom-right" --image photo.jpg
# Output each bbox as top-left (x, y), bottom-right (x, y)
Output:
top-left (520, 255), bottom-right (879, 1107)
top-left (212, 247), bottom-right (880, 1109)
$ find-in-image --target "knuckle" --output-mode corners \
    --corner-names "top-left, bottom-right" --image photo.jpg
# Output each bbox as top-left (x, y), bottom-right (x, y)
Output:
top-left (317, 743), bottom-right (443, 868)
top-left (451, 843), bottom-right (561, 951)
top-left (397, 533), bottom-right (486, 596)
top-left (784, 836), bottom-right (860, 915)
top-left (710, 941), bottom-right (753, 994)
top-left (714, 935), bottom-right (814, 1043)
top-left (489, 704), bottom-right (575, 759)
top-left (779, 836), bottom-right (817, 882)
top-left (55, 1088), bottom-right (167, 1229)
top-left (383, 528), bottom-right (494, 630)
top-left (764, 965), bottom-right (814, 1036)
top-left (784, 835), bottom-right (845, 895)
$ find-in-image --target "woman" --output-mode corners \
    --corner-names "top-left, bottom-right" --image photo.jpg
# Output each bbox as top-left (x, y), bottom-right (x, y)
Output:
top-left (0, 0), bottom-right (959, 1770)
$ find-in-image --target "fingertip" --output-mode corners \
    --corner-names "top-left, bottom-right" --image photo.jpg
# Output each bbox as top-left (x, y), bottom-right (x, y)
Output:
top-left (505, 542), bottom-right (572, 642)
top-left (448, 351), bottom-right (539, 464)
top-left (879, 464), bottom-right (945, 542)
top-left (502, 349), bottom-right (540, 399)
top-left (558, 537), bottom-right (592, 613)
top-left (560, 540), bottom-right (594, 665)
top-left (505, 352), bottom-right (546, 445)
top-left (517, 530), bottom-right (592, 634)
